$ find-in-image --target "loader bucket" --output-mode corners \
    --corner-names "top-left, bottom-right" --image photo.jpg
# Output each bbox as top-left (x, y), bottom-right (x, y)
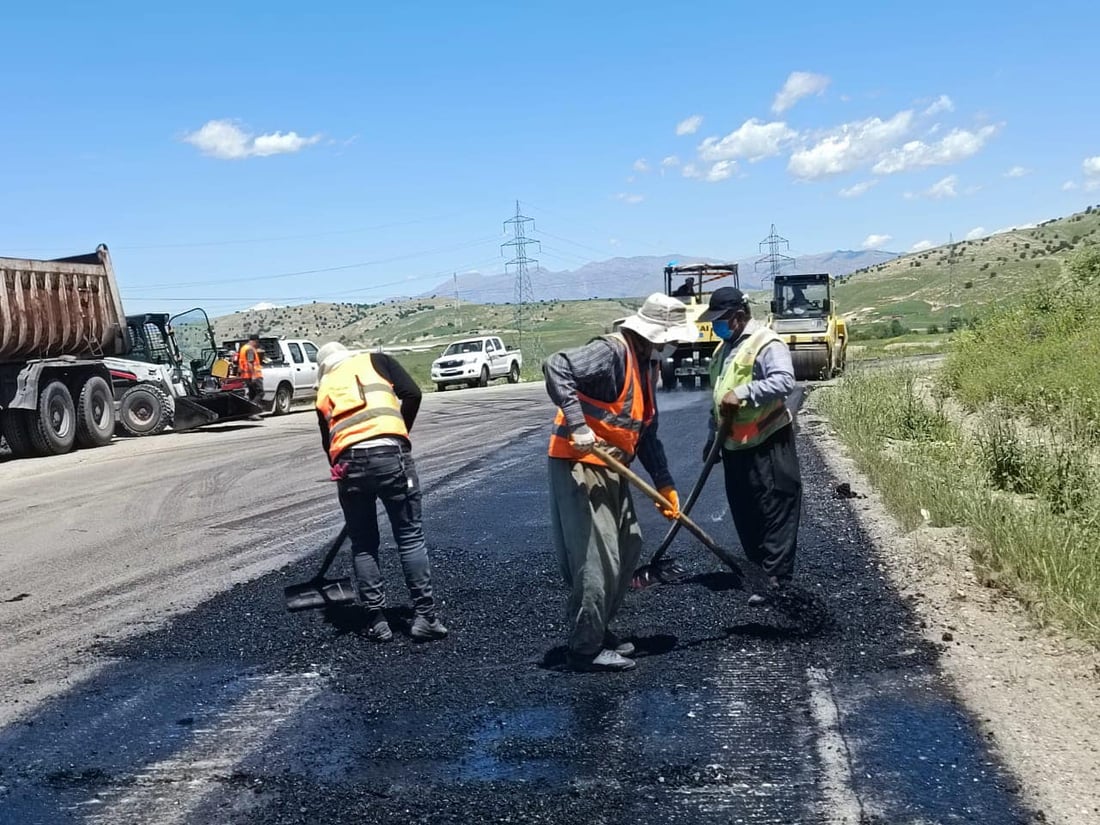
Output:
top-left (172, 392), bottom-right (263, 431)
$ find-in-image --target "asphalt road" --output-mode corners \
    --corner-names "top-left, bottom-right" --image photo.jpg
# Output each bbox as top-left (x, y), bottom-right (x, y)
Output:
top-left (0, 382), bottom-right (1037, 824)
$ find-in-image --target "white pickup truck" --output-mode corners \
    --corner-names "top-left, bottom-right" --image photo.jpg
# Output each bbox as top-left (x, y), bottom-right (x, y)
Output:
top-left (222, 336), bottom-right (320, 414)
top-left (430, 336), bottom-right (522, 391)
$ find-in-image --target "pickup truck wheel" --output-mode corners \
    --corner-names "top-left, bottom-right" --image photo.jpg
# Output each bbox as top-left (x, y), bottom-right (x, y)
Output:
top-left (273, 383), bottom-right (293, 415)
top-left (436, 382), bottom-right (447, 392)
top-left (118, 384), bottom-right (171, 437)
top-left (507, 361), bottom-right (520, 383)
top-left (477, 366), bottom-right (489, 388)
top-left (29, 380), bottom-right (77, 456)
top-left (75, 376), bottom-right (115, 448)
top-left (1, 411), bottom-right (40, 458)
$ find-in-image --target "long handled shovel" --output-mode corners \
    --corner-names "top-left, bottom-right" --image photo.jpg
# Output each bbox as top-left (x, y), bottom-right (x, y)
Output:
top-left (591, 444), bottom-right (830, 632)
top-left (283, 526), bottom-right (357, 612)
top-left (632, 417), bottom-right (730, 589)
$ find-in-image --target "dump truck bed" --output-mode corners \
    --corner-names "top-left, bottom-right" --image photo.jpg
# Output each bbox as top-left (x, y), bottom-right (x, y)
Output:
top-left (0, 245), bottom-right (129, 362)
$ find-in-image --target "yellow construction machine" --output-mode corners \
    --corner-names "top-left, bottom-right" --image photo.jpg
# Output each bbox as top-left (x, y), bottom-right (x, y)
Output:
top-left (660, 263), bottom-right (739, 390)
top-left (768, 272), bottom-right (848, 380)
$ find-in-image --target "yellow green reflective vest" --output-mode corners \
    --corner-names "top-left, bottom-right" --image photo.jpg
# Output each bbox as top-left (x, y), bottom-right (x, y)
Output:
top-left (712, 326), bottom-right (792, 450)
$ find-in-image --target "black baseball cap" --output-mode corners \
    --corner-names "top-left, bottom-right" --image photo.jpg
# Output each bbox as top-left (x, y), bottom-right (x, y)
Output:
top-left (699, 287), bottom-right (748, 321)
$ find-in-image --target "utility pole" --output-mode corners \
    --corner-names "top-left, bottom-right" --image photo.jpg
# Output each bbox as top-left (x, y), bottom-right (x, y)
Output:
top-left (754, 223), bottom-right (796, 283)
top-left (453, 272), bottom-right (460, 330)
top-left (502, 200), bottom-right (543, 368)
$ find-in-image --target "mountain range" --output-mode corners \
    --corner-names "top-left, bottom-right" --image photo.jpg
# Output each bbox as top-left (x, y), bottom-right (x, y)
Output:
top-left (422, 250), bottom-right (899, 304)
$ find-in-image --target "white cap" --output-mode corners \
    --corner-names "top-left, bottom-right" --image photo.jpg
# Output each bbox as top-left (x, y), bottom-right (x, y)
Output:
top-left (618, 293), bottom-right (696, 345)
top-left (315, 342), bottom-right (353, 381)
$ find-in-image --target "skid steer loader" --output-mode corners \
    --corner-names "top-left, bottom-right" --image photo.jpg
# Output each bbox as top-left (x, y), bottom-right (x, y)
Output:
top-left (767, 273), bottom-right (847, 380)
top-left (104, 308), bottom-right (263, 436)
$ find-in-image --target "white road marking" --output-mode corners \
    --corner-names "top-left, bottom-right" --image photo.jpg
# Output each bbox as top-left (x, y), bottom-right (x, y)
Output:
top-left (806, 667), bottom-right (865, 824)
top-left (74, 672), bottom-right (322, 825)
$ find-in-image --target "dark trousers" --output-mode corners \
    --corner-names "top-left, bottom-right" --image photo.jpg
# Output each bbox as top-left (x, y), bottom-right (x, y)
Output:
top-left (247, 379), bottom-right (264, 404)
top-left (335, 446), bottom-right (436, 617)
top-left (720, 424), bottom-right (802, 581)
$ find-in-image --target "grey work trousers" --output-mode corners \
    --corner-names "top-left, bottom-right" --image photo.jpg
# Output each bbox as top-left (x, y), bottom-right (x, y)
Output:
top-left (548, 457), bottom-right (644, 657)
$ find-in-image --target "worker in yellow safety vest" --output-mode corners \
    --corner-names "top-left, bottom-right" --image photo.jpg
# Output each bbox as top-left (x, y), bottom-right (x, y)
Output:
top-left (314, 342), bottom-right (448, 643)
top-left (237, 334), bottom-right (266, 404)
top-left (700, 287), bottom-right (802, 604)
top-left (544, 293), bottom-right (694, 672)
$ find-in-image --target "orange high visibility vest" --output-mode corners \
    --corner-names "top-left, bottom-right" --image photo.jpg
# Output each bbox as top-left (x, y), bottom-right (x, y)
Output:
top-left (237, 343), bottom-right (264, 380)
top-left (316, 353), bottom-right (408, 464)
top-left (547, 334), bottom-right (654, 467)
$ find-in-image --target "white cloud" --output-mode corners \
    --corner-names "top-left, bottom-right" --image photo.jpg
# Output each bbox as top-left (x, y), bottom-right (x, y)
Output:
top-left (965, 226), bottom-right (986, 241)
top-left (699, 119), bottom-right (797, 163)
top-left (1063, 180), bottom-right (1079, 191)
top-left (923, 95), bottom-right (954, 116)
top-left (609, 238), bottom-right (620, 247)
top-left (838, 180), bottom-right (878, 198)
top-left (871, 124), bottom-right (1000, 175)
top-left (862, 233), bottom-right (892, 250)
top-left (1083, 156), bottom-right (1100, 177)
top-left (633, 158), bottom-right (650, 173)
top-left (910, 240), bottom-right (934, 252)
top-left (247, 301), bottom-right (280, 311)
top-left (788, 110), bottom-right (914, 180)
top-left (705, 161), bottom-right (736, 182)
top-left (772, 71), bottom-right (831, 114)
top-left (992, 222), bottom-right (1038, 235)
top-left (925, 174), bottom-right (959, 199)
top-left (661, 155), bottom-right (680, 168)
top-left (614, 192), bottom-right (644, 204)
top-left (1004, 165), bottom-right (1031, 178)
top-left (183, 119), bottom-right (321, 160)
top-left (681, 163), bottom-right (701, 179)
top-left (676, 115), bottom-right (704, 136)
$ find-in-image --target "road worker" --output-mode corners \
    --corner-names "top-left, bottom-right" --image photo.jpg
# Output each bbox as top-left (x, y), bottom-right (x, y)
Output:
top-left (700, 287), bottom-right (801, 603)
top-left (544, 293), bottom-right (694, 672)
top-left (314, 342), bottom-right (447, 643)
top-left (237, 334), bottom-right (266, 405)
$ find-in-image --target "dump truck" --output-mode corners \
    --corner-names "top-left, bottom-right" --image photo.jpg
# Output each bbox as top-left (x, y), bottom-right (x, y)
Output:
top-left (660, 262), bottom-right (739, 390)
top-left (767, 272), bottom-right (848, 380)
top-left (0, 245), bottom-right (126, 457)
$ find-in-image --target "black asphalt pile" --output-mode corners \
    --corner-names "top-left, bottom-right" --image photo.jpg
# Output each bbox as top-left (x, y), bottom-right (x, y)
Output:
top-left (3, 394), bottom-right (1035, 824)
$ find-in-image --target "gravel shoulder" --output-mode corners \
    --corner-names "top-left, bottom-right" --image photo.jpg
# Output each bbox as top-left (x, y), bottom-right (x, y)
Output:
top-left (801, 394), bottom-right (1100, 825)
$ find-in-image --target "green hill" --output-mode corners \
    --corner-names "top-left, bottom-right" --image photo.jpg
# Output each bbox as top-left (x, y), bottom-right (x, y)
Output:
top-left (833, 205), bottom-right (1100, 331)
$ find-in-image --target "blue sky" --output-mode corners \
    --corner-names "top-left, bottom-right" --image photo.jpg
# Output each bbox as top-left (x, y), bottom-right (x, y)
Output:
top-left (2, 0), bottom-right (1099, 314)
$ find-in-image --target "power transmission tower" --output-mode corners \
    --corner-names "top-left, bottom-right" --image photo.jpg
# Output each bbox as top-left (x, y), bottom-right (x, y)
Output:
top-left (452, 272), bottom-right (461, 330)
top-left (754, 223), bottom-right (796, 283)
top-left (502, 200), bottom-right (543, 367)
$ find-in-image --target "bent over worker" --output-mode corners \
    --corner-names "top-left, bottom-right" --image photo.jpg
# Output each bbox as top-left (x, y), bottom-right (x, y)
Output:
top-left (700, 287), bottom-right (801, 602)
top-left (237, 334), bottom-right (265, 405)
top-left (314, 342), bottom-right (448, 643)
top-left (544, 293), bottom-right (694, 672)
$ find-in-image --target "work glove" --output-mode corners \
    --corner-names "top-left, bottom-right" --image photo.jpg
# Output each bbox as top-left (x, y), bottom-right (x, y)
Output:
top-left (656, 486), bottom-right (680, 520)
top-left (330, 462), bottom-right (349, 481)
top-left (570, 425), bottom-right (596, 454)
top-left (719, 390), bottom-right (743, 418)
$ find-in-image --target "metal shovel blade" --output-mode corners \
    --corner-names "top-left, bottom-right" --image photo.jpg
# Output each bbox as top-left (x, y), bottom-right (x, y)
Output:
top-left (631, 557), bottom-right (689, 589)
top-left (283, 577), bottom-right (357, 612)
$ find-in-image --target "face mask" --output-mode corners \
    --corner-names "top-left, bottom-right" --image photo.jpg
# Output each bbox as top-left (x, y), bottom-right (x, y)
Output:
top-left (712, 320), bottom-right (734, 341)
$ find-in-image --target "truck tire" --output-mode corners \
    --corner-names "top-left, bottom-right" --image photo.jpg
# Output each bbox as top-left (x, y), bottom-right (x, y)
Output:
top-left (273, 382), bottom-right (293, 415)
top-left (75, 376), bottom-right (115, 448)
top-left (118, 384), bottom-right (171, 437)
top-left (507, 361), bottom-right (520, 383)
top-left (477, 366), bottom-right (489, 388)
top-left (436, 382), bottom-right (447, 392)
top-left (28, 380), bottom-right (77, 456)
top-left (1, 411), bottom-right (39, 458)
